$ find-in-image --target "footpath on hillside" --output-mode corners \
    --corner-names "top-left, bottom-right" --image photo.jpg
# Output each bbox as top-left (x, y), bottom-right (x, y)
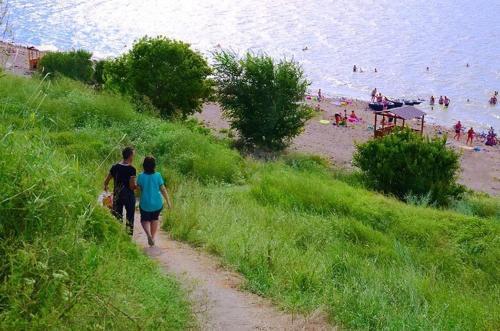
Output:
top-left (133, 216), bottom-right (333, 330)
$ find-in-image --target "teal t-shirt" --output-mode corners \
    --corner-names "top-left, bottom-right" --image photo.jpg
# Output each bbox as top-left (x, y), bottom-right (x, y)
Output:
top-left (137, 172), bottom-right (164, 212)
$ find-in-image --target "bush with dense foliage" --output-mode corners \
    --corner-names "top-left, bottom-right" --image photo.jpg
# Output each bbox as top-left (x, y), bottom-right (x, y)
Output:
top-left (105, 36), bottom-right (212, 118)
top-left (213, 50), bottom-right (311, 150)
top-left (38, 50), bottom-right (94, 82)
top-left (353, 129), bottom-right (463, 205)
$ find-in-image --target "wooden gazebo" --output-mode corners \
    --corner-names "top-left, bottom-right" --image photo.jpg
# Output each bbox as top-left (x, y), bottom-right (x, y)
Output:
top-left (27, 46), bottom-right (42, 70)
top-left (373, 106), bottom-right (426, 138)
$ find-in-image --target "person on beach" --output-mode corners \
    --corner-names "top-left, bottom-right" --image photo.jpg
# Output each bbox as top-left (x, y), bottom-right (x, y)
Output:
top-left (131, 156), bottom-right (172, 247)
top-left (104, 147), bottom-right (137, 235)
top-left (466, 127), bottom-right (475, 146)
top-left (348, 110), bottom-right (361, 123)
top-left (318, 89), bottom-right (322, 102)
top-left (371, 88), bottom-right (377, 101)
top-left (453, 121), bottom-right (462, 141)
top-left (334, 113), bottom-right (342, 126)
top-left (485, 127), bottom-right (497, 146)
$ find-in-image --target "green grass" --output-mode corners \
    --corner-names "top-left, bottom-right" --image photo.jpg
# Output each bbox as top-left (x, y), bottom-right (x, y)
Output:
top-left (166, 165), bottom-right (499, 330)
top-left (1, 74), bottom-right (499, 330)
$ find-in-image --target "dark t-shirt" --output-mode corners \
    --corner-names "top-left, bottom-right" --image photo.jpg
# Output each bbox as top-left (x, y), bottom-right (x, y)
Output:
top-left (110, 163), bottom-right (136, 197)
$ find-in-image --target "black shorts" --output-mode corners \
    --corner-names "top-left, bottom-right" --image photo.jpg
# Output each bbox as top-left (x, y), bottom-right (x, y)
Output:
top-left (140, 208), bottom-right (162, 222)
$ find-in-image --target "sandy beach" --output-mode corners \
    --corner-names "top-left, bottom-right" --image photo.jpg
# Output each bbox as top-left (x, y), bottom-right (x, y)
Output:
top-left (1, 41), bottom-right (498, 196)
top-left (198, 100), bottom-right (500, 196)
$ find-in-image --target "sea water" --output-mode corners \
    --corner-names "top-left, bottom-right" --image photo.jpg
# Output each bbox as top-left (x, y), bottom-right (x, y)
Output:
top-left (6, 0), bottom-right (500, 130)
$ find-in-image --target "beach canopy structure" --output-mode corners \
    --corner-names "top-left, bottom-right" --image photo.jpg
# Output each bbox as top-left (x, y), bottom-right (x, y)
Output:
top-left (373, 106), bottom-right (426, 138)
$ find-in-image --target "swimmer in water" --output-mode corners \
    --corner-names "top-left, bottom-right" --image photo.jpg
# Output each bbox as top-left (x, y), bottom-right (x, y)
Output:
top-left (374, 68), bottom-right (378, 73)
top-left (353, 65), bottom-right (357, 72)
top-left (426, 66), bottom-right (429, 71)
top-left (490, 95), bottom-right (498, 105)
top-left (466, 63), bottom-right (470, 67)
top-left (302, 46), bottom-right (308, 51)
top-left (438, 96), bottom-right (444, 105)
top-left (430, 95), bottom-right (435, 106)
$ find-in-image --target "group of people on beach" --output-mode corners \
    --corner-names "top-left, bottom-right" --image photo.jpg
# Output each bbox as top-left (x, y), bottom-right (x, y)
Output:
top-left (103, 147), bottom-right (172, 246)
top-left (371, 88), bottom-right (389, 103)
top-left (453, 121), bottom-right (497, 147)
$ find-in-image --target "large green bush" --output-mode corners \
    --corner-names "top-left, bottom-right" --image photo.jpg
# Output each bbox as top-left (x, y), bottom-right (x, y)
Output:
top-left (213, 50), bottom-right (311, 150)
top-left (353, 129), bottom-right (463, 205)
top-left (105, 36), bottom-right (212, 118)
top-left (38, 50), bottom-right (94, 83)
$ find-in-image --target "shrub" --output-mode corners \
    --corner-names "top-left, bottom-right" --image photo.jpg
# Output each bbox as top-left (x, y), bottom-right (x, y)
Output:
top-left (213, 50), bottom-right (311, 150)
top-left (353, 129), bottom-right (463, 205)
top-left (38, 50), bottom-right (94, 83)
top-left (92, 58), bottom-right (108, 86)
top-left (105, 36), bottom-right (212, 118)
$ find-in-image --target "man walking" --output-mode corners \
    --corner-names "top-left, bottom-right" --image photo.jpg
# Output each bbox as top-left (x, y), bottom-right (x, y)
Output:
top-left (104, 147), bottom-right (137, 235)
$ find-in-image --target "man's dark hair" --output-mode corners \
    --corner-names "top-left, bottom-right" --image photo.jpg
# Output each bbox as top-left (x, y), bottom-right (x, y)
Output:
top-left (143, 156), bottom-right (156, 174)
top-left (122, 147), bottom-right (134, 160)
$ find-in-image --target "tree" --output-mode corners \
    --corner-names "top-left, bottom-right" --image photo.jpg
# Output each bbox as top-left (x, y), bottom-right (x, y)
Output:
top-left (0, 0), bottom-right (9, 39)
top-left (353, 129), bottom-right (464, 205)
top-left (213, 50), bottom-right (311, 150)
top-left (105, 36), bottom-right (212, 118)
top-left (38, 50), bottom-right (94, 83)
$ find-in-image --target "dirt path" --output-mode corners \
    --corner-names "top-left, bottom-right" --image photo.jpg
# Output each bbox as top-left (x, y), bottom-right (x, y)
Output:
top-left (133, 219), bottom-right (333, 330)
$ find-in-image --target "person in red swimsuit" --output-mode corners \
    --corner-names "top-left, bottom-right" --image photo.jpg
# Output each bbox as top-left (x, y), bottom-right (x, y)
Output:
top-left (466, 127), bottom-right (475, 146)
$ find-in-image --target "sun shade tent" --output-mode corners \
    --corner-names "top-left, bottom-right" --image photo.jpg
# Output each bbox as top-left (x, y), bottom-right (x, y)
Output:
top-left (373, 106), bottom-right (426, 138)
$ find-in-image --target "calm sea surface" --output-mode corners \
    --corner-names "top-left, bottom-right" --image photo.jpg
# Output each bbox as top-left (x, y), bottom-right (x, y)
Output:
top-left (6, 0), bottom-right (500, 130)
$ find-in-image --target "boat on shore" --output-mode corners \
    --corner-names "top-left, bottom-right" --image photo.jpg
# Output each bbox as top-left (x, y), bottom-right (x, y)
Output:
top-left (369, 102), bottom-right (396, 111)
top-left (404, 99), bottom-right (422, 106)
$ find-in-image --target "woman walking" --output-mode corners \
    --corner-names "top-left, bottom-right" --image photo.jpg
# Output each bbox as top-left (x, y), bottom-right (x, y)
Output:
top-left (132, 156), bottom-right (172, 246)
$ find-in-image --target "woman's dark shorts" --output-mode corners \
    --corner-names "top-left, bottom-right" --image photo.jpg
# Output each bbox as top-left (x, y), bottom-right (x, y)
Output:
top-left (140, 208), bottom-right (162, 222)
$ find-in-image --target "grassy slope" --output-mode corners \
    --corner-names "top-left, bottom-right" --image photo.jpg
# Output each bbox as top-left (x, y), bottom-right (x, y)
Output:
top-left (0, 76), bottom-right (193, 330)
top-left (1, 74), bottom-right (499, 330)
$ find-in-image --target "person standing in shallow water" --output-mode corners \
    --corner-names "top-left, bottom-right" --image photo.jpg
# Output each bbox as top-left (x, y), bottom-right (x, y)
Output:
top-left (104, 147), bottom-right (137, 235)
top-left (131, 156), bottom-right (172, 247)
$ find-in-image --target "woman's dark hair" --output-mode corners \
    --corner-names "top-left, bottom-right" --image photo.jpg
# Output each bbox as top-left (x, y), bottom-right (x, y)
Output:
top-left (143, 156), bottom-right (156, 174)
